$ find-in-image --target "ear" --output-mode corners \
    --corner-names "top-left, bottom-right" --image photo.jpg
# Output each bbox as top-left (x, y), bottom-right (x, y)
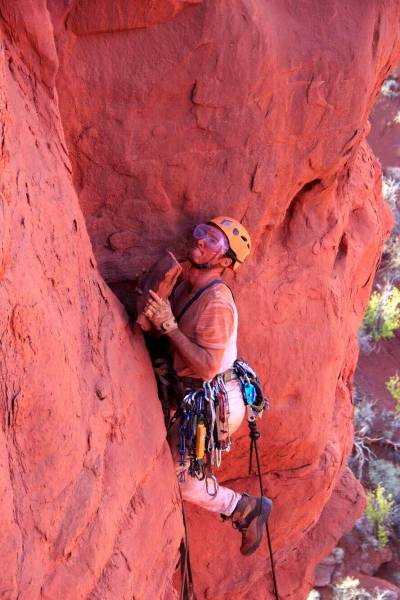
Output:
top-left (220, 255), bottom-right (233, 269)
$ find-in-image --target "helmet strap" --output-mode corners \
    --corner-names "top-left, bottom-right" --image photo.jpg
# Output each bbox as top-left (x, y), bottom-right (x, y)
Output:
top-left (188, 256), bottom-right (227, 271)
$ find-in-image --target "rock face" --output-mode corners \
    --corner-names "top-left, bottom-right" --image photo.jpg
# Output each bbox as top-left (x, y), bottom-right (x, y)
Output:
top-left (0, 1), bottom-right (399, 599)
top-left (0, 3), bottom-right (181, 600)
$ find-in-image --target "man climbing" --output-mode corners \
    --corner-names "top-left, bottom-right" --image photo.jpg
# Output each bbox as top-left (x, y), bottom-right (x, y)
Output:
top-left (142, 216), bottom-right (272, 556)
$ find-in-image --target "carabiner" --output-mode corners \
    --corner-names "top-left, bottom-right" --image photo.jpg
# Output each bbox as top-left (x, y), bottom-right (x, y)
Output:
top-left (243, 381), bottom-right (256, 406)
top-left (205, 474), bottom-right (218, 497)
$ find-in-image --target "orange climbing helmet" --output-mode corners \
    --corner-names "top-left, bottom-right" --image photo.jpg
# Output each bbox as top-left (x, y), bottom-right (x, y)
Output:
top-left (208, 216), bottom-right (251, 270)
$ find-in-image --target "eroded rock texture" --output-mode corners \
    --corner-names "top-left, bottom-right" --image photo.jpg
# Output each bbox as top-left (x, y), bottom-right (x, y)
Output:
top-left (0, 2), bottom-right (181, 600)
top-left (1, 1), bottom-right (399, 599)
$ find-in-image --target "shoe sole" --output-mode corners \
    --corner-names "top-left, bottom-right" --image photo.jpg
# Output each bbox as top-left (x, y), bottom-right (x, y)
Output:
top-left (241, 497), bottom-right (272, 556)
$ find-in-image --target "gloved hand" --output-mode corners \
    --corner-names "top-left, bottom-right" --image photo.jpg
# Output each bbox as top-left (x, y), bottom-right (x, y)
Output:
top-left (144, 290), bottom-right (178, 334)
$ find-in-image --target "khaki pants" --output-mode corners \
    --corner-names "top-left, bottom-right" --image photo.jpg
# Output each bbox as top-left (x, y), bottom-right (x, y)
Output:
top-left (170, 379), bottom-right (245, 516)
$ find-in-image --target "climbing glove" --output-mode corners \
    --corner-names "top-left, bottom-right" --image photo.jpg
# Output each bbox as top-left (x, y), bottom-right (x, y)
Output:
top-left (144, 289), bottom-right (178, 334)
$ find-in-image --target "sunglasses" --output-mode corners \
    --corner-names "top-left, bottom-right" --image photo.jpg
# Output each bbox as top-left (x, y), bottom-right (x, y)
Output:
top-left (193, 223), bottom-right (229, 253)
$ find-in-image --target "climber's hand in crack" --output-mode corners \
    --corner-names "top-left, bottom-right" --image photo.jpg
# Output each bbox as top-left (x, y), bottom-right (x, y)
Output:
top-left (144, 290), bottom-right (178, 333)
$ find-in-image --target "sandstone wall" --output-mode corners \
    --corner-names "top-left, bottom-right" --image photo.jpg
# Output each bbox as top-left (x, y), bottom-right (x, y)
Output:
top-left (0, 3), bottom-right (181, 599)
top-left (1, 1), bottom-right (399, 599)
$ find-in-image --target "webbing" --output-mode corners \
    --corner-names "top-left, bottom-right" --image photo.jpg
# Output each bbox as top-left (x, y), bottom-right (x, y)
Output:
top-left (175, 279), bottom-right (232, 322)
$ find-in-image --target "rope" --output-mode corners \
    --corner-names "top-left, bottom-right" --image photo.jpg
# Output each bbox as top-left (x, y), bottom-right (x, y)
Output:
top-left (178, 485), bottom-right (197, 600)
top-left (248, 419), bottom-right (280, 600)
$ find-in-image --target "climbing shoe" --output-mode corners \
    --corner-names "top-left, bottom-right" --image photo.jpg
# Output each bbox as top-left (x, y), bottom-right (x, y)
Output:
top-left (230, 493), bottom-right (272, 556)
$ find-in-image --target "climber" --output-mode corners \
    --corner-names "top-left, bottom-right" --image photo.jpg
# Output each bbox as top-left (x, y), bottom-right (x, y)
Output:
top-left (142, 216), bottom-right (272, 556)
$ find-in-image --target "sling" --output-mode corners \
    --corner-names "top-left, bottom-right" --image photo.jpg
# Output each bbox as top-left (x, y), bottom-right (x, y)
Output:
top-left (176, 278), bottom-right (232, 322)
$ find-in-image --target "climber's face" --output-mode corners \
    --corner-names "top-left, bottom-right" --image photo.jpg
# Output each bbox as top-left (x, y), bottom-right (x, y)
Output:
top-left (190, 223), bottom-right (229, 266)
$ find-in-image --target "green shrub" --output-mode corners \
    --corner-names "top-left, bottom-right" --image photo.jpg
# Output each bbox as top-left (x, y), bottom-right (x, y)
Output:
top-left (306, 590), bottom-right (320, 600)
top-left (333, 576), bottom-right (393, 599)
top-left (333, 577), bottom-right (362, 600)
top-left (382, 409), bottom-right (400, 441)
top-left (369, 459), bottom-right (400, 496)
top-left (353, 391), bottom-right (376, 435)
top-left (382, 236), bottom-right (400, 280)
top-left (386, 374), bottom-right (400, 413)
top-left (366, 485), bottom-right (394, 548)
top-left (381, 173), bottom-right (400, 281)
top-left (382, 175), bottom-right (400, 211)
top-left (381, 76), bottom-right (400, 98)
top-left (362, 285), bottom-right (400, 341)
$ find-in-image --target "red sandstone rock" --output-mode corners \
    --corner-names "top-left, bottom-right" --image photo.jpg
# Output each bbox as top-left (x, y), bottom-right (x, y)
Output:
top-left (314, 556), bottom-right (337, 587)
top-left (0, 4), bottom-right (182, 600)
top-left (1, 1), bottom-right (400, 599)
top-left (67, 0), bottom-right (203, 35)
top-left (337, 525), bottom-right (393, 577)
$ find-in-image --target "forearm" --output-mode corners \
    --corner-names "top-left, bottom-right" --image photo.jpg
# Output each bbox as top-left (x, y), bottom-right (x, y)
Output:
top-left (166, 327), bottom-right (222, 381)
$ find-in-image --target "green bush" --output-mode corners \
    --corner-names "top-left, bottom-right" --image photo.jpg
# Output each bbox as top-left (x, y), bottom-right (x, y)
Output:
top-left (381, 76), bottom-right (400, 98)
top-left (306, 590), bottom-right (320, 600)
top-left (382, 409), bottom-right (400, 441)
top-left (366, 484), bottom-right (394, 548)
top-left (382, 175), bottom-right (400, 212)
top-left (369, 459), bottom-right (400, 496)
top-left (353, 390), bottom-right (376, 435)
top-left (333, 576), bottom-right (393, 599)
top-left (386, 374), bottom-right (400, 413)
top-left (382, 236), bottom-right (400, 280)
top-left (381, 173), bottom-right (400, 281)
top-left (362, 285), bottom-right (400, 341)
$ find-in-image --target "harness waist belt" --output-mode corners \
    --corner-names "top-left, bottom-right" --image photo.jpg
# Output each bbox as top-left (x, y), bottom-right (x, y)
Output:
top-left (181, 368), bottom-right (237, 389)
